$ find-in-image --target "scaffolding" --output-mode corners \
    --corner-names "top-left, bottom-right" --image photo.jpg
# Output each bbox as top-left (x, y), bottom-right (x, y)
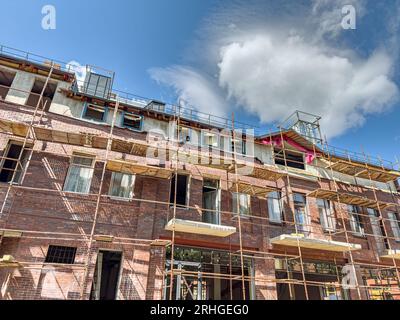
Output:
top-left (0, 49), bottom-right (399, 300)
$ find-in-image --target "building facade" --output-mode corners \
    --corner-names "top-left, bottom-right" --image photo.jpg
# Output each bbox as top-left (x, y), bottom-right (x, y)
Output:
top-left (0, 47), bottom-right (400, 300)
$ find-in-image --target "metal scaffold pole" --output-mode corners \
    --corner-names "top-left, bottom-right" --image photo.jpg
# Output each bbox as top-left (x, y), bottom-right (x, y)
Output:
top-left (79, 100), bottom-right (120, 299)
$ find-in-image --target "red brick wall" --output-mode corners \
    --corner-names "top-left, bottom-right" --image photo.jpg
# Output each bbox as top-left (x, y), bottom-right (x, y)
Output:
top-left (0, 102), bottom-right (399, 300)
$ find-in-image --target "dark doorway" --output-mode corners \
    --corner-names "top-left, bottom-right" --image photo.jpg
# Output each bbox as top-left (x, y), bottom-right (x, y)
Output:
top-left (90, 251), bottom-right (122, 300)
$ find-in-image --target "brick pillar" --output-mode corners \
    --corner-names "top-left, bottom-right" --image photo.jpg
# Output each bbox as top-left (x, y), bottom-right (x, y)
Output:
top-left (146, 245), bottom-right (165, 300)
top-left (254, 258), bottom-right (277, 300)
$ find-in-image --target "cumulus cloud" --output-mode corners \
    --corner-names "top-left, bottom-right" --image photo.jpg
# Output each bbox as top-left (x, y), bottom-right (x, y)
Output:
top-left (149, 0), bottom-right (400, 138)
top-left (218, 34), bottom-right (399, 137)
top-left (66, 61), bottom-right (87, 83)
top-left (310, 0), bottom-right (366, 40)
top-left (148, 65), bottom-right (228, 117)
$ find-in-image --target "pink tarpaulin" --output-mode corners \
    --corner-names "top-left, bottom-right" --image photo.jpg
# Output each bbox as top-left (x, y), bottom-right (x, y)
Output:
top-left (262, 135), bottom-right (319, 164)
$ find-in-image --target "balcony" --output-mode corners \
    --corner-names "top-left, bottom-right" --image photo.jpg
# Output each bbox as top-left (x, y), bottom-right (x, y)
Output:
top-left (270, 233), bottom-right (362, 252)
top-left (165, 218), bottom-right (236, 237)
top-left (380, 249), bottom-right (400, 260)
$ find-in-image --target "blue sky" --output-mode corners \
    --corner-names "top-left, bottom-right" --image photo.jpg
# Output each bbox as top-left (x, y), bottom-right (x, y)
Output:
top-left (1, 0), bottom-right (400, 166)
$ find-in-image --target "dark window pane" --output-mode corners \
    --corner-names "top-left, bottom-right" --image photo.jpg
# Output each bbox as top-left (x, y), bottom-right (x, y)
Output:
top-left (45, 245), bottom-right (77, 264)
top-left (170, 174), bottom-right (188, 206)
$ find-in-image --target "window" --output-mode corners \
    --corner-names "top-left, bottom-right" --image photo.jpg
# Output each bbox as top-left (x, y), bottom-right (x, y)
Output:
top-left (82, 103), bottom-right (107, 122)
top-left (388, 212), bottom-right (400, 241)
top-left (367, 208), bottom-right (388, 251)
top-left (268, 191), bottom-right (282, 223)
top-left (317, 199), bottom-right (335, 231)
top-left (202, 179), bottom-right (220, 224)
top-left (0, 69), bottom-right (15, 100)
top-left (232, 192), bottom-right (251, 216)
top-left (64, 154), bottom-right (94, 194)
top-left (109, 172), bottom-right (135, 199)
top-left (146, 100), bottom-right (165, 112)
top-left (165, 246), bottom-right (253, 300)
top-left (202, 131), bottom-right (219, 148)
top-left (45, 245), bottom-right (77, 264)
top-left (274, 149), bottom-right (305, 170)
top-left (348, 205), bottom-right (364, 236)
top-left (231, 137), bottom-right (246, 155)
top-left (26, 79), bottom-right (56, 111)
top-left (170, 174), bottom-right (189, 207)
top-left (294, 193), bottom-right (308, 233)
top-left (123, 112), bottom-right (142, 131)
top-left (178, 126), bottom-right (192, 143)
top-left (0, 142), bottom-right (30, 184)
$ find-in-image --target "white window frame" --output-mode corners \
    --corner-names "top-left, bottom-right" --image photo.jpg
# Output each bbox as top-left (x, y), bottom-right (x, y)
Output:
top-left (108, 171), bottom-right (135, 200)
top-left (201, 130), bottom-right (220, 148)
top-left (348, 205), bottom-right (364, 236)
top-left (170, 173), bottom-right (191, 208)
top-left (268, 191), bottom-right (283, 223)
top-left (388, 212), bottom-right (400, 242)
top-left (232, 192), bottom-right (251, 216)
top-left (63, 153), bottom-right (95, 194)
top-left (317, 199), bottom-right (336, 232)
top-left (202, 179), bottom-right (221, 225)
top-left (293, 193), bottom-right (309, 234)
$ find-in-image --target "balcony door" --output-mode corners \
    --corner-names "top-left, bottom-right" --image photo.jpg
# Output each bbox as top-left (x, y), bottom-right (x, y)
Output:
top-left (202, 179), bottom-right (221, 225)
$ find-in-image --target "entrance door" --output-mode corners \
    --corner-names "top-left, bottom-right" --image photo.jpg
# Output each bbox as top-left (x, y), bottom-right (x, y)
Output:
top-left (90, 251), bottom-right (122, 300)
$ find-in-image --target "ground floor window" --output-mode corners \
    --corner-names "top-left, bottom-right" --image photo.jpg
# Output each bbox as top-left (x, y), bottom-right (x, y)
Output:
top-left (361, 267), bottom-right (400, 300)
top-left (164, 246), bottom-right (254, 300)
top-left (275, 259), bottom-right (350, 300)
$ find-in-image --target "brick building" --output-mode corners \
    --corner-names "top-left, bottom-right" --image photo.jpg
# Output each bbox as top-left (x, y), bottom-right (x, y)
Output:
top-left (0, 46), bottom-right (400, 300)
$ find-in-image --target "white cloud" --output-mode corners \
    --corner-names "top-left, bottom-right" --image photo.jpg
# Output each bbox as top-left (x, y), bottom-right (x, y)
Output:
top-left (218, 34), bottom-right (398, 137)
top-left (148, 65), bottom-right (227, 117)
top-left (149, 0), bottom-right (400, 138)
top-left (310, 0), bottom-right (366, 40)
top-left (66, 60), bottom-right (87, 83)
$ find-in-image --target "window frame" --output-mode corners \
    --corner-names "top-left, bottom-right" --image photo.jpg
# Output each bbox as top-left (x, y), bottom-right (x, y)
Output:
top-left (267, 190), bottom-right (283, 224)
top-left (293, 193), bottom-right (309, 233)
top-left (108, 171), bottom-right (136, 200)
top-left (388, 211), bottom-right (400, 242)
top-left (230, 136), bottom-right (246, 156)
top-left (45, 245), bottom-right (77, 264)
top-left (202, 178), bottom-right (221, 225)
top-left (274, 148), bottom-right (305, 170)
top-left (201, 130), bottom-right (220, 148)
top-left (170, 173), bottom-right (191, 208)
top-left (121, 111), bottom-right (143, 131)
top-left (0, 140), bottom-right (31, 184)
top-left (178, 126), bottom-right (193, 144)
top-left (81, 102), bottom-right (108, 123)
top-left (232, 192), bottom-right (251, 216)
top-left (348, 205), bottom-right (365, 236)
top-left (63, 153), bottom-right (95, 194)
top-left (317, 198), bottom-right (336, 232)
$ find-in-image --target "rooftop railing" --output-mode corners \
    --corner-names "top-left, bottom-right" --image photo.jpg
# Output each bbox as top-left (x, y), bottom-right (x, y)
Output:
top-left (0, 44), bottom-right (398, 171)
